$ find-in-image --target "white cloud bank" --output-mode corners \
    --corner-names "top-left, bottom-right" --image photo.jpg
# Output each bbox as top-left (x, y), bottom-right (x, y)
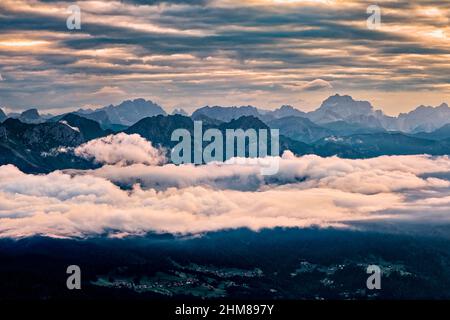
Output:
top-left (74, 133), bottom-right (166, 166)
top-left (1, 148), bottom-right (450, 238)
top-left (78, 151), bottom-right (450, 194)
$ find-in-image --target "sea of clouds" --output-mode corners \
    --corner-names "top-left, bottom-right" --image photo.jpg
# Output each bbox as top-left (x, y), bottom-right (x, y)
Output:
top-left (1, 133), bottom-right (450, 239)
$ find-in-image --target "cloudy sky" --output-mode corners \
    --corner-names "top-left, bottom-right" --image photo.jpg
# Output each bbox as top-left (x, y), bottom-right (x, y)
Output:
top-left (0, 0), bottom-right (449, 115)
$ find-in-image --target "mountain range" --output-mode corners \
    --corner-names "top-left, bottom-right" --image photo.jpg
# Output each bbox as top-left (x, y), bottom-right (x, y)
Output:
top-left (3, 94), bottom-right (450, 134)
top-left (2, 94), bottom-right (450, 173)
top-left (1, 108), bottom-right (53, 124)
top-left (192, 104), bottom-right (306, 123)
top-left (78, 98), bottom-right (166, 127)
top-left (192, 94), bottom-right (450, 134)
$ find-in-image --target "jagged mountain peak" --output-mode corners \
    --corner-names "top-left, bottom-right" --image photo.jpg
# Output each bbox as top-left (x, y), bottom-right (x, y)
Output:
top-left (17, 108), bottom-right (46, 124)
top-left (113, 98), bottom-right (151, 107)
top-left (307, 94), bottom-right (378, 126)
top-left (319, 94), bottom-right (373, 112)
top-left (21, 108), bottom-right (40, 119)
top-left (0, 108), bottom-right (6, 122)
top-left (96, 98), bottom-right (167, 126)
top-left (397, 102), bottom-right (450, 132)
top-left (192, 105), bottom-right (260, 122)
top-left (269, 105), bottom-right (306, 119)
top-left (277, 105), bottom-right (299, 114)
top-left (404, 102), bottom-right (448, 114)
top-left (172, 108), bottom-right (189, 116)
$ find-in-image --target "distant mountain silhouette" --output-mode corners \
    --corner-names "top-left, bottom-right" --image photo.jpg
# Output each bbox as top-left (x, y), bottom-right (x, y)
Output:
top-left (267, 105), bottom-right (306, 119)
top-left (305, 94), bottom-right (389, 130)
top-left (192, 104), bottom-right (306, 123)
top-left (414, 123), bottom-right (450, 141)
top-left (92, 98), bottom-right (167, 126)
top-left (15, 108), bottom-right (48, 124)
top-left (397, 103), bottom-right (450, 133)
top-left (9, 94), bottom-right (450, 135)
top-left (305, 94), bottom-right (450, 133)
top-left (190, 95), bottom-right (400, 133)
top-left (192, 105), bottom-right (260, 122)
top-left (172, 108), bottom-right (189, 116)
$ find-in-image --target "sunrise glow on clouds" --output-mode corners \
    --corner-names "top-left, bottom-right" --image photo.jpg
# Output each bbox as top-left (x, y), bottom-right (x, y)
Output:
top-left (1, 133), bottom-right (450, 239)
top-left (0, 0), bottom-right (449, 114)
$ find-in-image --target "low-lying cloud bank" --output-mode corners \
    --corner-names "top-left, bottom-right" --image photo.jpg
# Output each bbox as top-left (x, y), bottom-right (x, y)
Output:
top-left (1, 145), bottom-right (450, 238)
top-left (74, 133), bottom-right (166, 166)
top-left (78, 151), bottom-right (450, 194)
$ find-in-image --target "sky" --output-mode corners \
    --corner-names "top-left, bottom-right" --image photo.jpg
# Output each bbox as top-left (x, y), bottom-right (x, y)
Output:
top-left (0, 0), bottom-right (449, 115)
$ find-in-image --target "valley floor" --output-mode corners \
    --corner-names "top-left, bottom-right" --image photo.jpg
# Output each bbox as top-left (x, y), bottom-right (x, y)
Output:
top-left (1, 228), bottom-right (449, 300)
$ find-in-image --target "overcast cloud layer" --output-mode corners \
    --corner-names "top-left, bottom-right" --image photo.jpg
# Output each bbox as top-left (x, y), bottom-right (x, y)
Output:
top-left (1, 133), bottom-right (450, 239)
top-left (1, 0), bottom-right (450, 114)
